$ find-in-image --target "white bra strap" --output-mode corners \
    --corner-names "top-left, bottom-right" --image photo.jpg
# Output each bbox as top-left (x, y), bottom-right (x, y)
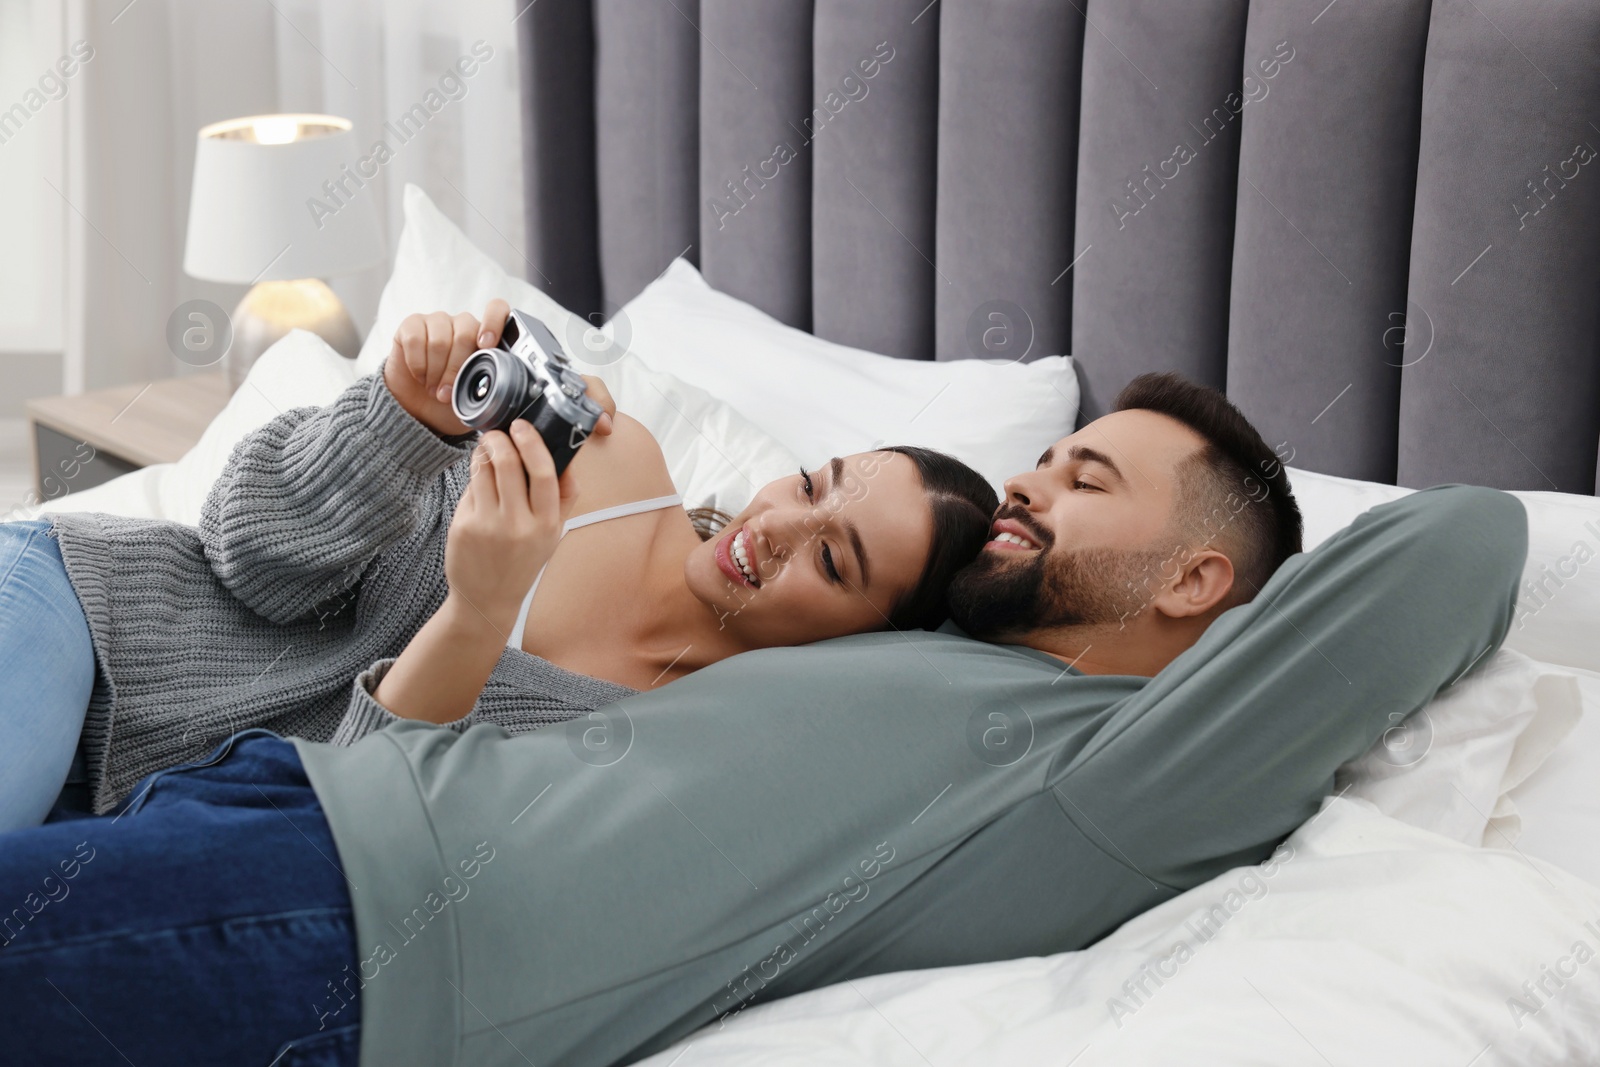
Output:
top-left (560, 493), bottom-right (683, 534)
top-left (505, 493), bottom-right (685, 649)
top-left (505, 579), bottom-right (540, 652)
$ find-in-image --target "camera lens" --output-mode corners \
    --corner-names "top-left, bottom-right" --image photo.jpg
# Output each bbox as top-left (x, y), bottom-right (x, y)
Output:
top-left (452, 348), bottom-right (539, 433)
top-left (469, 368), bottom-right (492, 402)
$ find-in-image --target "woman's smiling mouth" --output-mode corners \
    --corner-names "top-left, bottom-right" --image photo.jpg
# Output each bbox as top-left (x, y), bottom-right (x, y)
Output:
top-left (715, 527), bottom-right (762, 588)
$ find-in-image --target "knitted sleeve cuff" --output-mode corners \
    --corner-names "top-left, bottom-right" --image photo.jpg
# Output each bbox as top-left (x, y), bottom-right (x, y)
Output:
top-left (332, 657), bottom-right (477, 746)
top-left (361, 371), bottom-right (478, 477)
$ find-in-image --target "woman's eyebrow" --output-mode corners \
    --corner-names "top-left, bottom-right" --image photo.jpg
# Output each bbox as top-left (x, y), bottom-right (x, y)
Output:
top-left (826, 456), bottom-right (871, 587)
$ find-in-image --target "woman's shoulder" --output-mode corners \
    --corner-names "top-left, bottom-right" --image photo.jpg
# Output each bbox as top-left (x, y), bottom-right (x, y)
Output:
top-left (562, 411), bottom-right (676, 514)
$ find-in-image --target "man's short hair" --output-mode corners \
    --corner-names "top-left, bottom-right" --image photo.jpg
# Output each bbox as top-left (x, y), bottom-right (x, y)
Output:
top-left (1113, 372), bottom-right (1303, 604)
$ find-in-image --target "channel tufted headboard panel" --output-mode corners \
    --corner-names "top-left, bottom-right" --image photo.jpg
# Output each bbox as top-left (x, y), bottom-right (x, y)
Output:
top-left (516, 0), bottom-right (1600, 495)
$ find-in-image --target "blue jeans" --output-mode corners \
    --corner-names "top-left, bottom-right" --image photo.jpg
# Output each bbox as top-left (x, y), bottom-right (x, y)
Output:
top-left (0, 520), bottom-right (95, 832)
top-left (0, 731), bottom-right (361, 1066)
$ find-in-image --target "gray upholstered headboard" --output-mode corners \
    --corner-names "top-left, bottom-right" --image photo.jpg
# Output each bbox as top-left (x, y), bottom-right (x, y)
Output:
top-left (515, 0), bottom-right (1600, 496)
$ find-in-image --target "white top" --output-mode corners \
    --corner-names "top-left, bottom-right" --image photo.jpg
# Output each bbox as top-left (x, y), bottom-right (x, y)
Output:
top-left (505, 493), bottom-right (684, 651)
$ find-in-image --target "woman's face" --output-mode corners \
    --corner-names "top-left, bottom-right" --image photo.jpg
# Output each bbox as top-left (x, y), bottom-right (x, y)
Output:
top-left (684, 452), bottom-right (935, 647)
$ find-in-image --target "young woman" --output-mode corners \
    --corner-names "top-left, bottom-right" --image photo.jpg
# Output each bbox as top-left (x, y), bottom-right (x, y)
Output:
top-left (0, 300), bottom-right (998, 829)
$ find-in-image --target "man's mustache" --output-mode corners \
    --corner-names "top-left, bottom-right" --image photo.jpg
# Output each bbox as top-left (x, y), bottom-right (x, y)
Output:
top-left (991, 504), bottom-right (1054, 551)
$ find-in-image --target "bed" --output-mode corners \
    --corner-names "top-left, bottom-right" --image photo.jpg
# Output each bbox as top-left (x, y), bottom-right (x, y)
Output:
top-left (526, 3), bottom-right (1600, 1061)
top-left (41, 182), bottom-right (1600, 1066)
top-left (38, 1), bottom-right (1600, 1062)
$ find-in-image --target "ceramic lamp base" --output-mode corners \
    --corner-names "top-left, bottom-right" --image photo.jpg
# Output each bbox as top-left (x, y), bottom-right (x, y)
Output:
top-left (225, 278), bottom-right (360, 392)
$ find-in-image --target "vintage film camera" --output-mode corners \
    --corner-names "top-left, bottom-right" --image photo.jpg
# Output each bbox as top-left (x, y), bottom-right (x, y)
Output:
top-left (450, 309), bottom-right (603, 474)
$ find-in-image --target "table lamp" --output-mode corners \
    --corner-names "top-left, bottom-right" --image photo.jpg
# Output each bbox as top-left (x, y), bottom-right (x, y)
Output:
top-left (183, 113), bottom-right (385, 391)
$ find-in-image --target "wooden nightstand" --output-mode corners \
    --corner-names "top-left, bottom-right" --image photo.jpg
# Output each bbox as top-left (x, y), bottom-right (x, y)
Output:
top-left (26, 373), bottom-right (230, 499)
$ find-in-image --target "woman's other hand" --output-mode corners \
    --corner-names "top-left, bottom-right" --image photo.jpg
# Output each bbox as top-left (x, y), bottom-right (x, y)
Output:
top-left (444, 419), bottom-right (567, 631)
top-left (580, 375), bottom-right (617, 438)
top-left (384, 299), bottom-right (511, 435)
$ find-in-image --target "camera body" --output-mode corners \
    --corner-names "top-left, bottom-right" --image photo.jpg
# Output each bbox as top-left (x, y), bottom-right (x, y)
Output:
top-left (450, 309), bottom-right (603, 475)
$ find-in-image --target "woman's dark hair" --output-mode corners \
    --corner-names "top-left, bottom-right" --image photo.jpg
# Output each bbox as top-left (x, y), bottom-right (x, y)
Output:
top-left (878, 445), bottom-right (999, 632)
top-left (686, 506), bottom-right (733, 541)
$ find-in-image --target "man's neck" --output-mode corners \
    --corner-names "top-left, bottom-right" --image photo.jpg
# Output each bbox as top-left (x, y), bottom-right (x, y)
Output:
top-left (1022, 619), bottom-right (1201, 678)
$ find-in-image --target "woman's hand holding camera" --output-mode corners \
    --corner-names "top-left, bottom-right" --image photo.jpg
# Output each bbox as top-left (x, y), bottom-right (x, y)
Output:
top-left (382, 298), bottom-right (617, 439)
top-left (443, 420), bottom-right (571, 635)
top-left (374, 422), bottom-right (576, 722)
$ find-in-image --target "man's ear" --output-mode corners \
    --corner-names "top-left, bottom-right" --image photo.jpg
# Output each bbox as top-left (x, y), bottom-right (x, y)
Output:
top-left (1151, 548), bottom-right (1235, 619)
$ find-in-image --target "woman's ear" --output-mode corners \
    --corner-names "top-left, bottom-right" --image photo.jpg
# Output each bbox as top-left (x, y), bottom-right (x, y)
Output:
top-left (1151, 548), bottom-right (1235, 619)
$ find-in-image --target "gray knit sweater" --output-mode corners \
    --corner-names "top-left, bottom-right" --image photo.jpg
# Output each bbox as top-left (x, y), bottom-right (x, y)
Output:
top-left (49, 371), bottom-right (635, 813)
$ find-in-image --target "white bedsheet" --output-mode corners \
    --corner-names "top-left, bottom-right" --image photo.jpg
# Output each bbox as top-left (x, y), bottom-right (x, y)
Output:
top-left (641, 799), bottom-right (1600, 1066)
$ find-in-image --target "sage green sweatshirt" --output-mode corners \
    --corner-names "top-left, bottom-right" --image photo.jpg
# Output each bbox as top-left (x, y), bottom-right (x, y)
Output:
top-left (294, 484), bottom-right (1526, 1067)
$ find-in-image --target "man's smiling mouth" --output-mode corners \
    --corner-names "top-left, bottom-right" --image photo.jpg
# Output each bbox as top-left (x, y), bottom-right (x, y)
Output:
top-left (986, 518), bottom-right (1043, 552)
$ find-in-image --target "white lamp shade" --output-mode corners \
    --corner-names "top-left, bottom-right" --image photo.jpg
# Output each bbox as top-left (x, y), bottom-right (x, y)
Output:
top-left (183, 114), bottom-right (386, 284)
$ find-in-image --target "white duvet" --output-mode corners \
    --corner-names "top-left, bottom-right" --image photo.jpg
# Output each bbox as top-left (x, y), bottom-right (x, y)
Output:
top-left (641, 799), bottom-right (1600, 1067)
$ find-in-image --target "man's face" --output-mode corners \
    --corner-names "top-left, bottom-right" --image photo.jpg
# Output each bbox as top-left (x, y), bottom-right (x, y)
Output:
top-left (947, 409), bottom-right (1207, 641)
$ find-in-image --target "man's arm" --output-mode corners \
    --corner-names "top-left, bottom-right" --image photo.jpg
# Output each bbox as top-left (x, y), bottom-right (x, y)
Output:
top-left (1051, 485), bottom-right (1527, 887)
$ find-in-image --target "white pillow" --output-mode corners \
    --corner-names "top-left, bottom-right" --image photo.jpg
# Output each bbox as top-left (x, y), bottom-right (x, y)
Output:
top-left (353, 185), bottom-right (574, 376)
top-left (1508, 664), bottom-right (1600, 886)
top-left (1336, 649), bottom-right (1582, 848)
top-left (591, 353), bottom-right (801, 519)
top-left (39, 329), bottom-right (359, 525)
top-left (358, 184), bottom-right (800, 515)
top-left (613, 259), bottom-right (1078, 492)
top-left (1283, 465), bottom-right (1411, 552)
top-left (1287, 465), bottom-right (1600, 674)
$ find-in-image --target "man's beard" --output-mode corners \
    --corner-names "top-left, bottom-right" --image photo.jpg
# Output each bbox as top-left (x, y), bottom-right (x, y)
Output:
top-left (948, 510), bottom-right (1171, 640)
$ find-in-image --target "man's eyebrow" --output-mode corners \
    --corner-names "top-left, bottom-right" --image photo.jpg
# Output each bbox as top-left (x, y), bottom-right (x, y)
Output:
top-left (1037, 446), bottom-right (1054, 468)
top-left (1064, 444), bottom-right (1126, 485)
top-left (827, 456), bottom-right (870, 587)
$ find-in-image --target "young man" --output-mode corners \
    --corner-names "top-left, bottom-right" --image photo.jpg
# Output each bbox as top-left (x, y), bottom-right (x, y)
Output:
top-left (0, 373), bottom-right (1526, 1067)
